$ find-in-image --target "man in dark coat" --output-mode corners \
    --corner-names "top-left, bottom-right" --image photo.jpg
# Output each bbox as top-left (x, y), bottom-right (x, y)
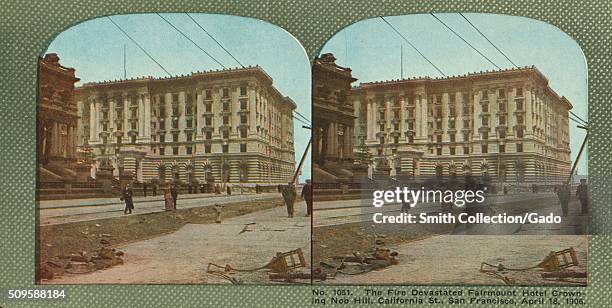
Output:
top-left (282, 182), bottom-right (296, 218)
top-left (576, 179), bottom-right (589, 215)
top-left (121, 183), bottom-right (134, 214)
top-left (556, 184), bottom-right (570, 217)
top-left (301, 179), bottom-right (312, 217)
top-left (226, 185), bottom-right (232, 196)
top-left (171, 184), bottom-right (178, 210)
top-left (143, 183), bottom-right (147, 197)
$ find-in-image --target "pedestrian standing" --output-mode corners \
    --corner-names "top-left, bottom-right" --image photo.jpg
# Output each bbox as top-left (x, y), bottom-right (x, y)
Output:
top-left (281, 182), bottom-right (296, 218)
top-left (576, 179), bottom-right (589, 215)
top-left (164, 183), bottom-right (174, 211)
top-left (121, 183), bottom-right (134, 214)
top-left (171, 184), bottom-right (179, 210)
top-left (301, 179), bottom-right (312, 217)
top-left (226, 185), bottom-right (232, 196)
top-left (152, 184), bottom-right (157, 196)
top-left (556, 184), bottom-right (570, 217)
top-left (143, 183), bottom-right (147, 197)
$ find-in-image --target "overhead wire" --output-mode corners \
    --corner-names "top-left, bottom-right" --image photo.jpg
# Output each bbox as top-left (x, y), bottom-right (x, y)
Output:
top-left (107, 16), bottom-right (172, 77)
top-left (293, 110), bottom-right (311, 125)
top-left (430, 13), bottom-right (501, 70)
top-left (379, 16), bottom-right (447, 77)
top-left (458, 12), bottom-right (519, 68)
top-left (156, 13), bottom-right (226, 69)
top-left (185, 13), bottom-right (245, 68)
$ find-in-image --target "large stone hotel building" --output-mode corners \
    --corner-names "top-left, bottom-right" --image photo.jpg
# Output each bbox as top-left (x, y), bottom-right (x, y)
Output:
top-left (75, 66), bottom-right (296, 185)
top-left (350, 66), bottom-right (572, 182)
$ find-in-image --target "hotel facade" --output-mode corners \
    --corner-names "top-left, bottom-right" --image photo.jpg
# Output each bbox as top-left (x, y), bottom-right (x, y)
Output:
top-left (350, 66), bottom-right (572, 183)
top-left (75, 66), bottom-right (296, 185)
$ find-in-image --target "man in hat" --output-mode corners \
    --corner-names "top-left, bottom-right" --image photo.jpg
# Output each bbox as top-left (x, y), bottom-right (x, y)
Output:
top-left (301, 179), bottom-right (312, 217)
top-left (576, 179), bottom-right (589, 215)
top-left (120, 183), bottom-right (134, 214)
top-left (171, 184), bottom-right (179, 210)
top-left (556, 184), bottom-right (570, 217)
top-left (281, 182), bottom-right (296, 218)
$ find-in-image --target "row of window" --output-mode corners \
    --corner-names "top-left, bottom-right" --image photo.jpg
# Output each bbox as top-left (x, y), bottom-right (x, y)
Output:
top-left (428, 143), bottom-right (524, 156)
top-left (155, 127), bottom-right (250, 142)
top-left (203, 86), bottom-right (249, 100)
top-left (156, 143), bottom-right (249, 156)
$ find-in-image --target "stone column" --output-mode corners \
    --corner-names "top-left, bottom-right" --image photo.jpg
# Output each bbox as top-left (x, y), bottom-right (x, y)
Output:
top-left (95, 100), bottom-right (102, 141)
top-left (458, 93), bottom-right (465, 131)
top-left (50, 122), bottom-right (59, 156)
top-left (525, 88), bottom-right (533, 135)
top-left (345, 126), bottom-right (352, 158)
top-left (507, 88), bottom-right (517, 135)
top-left (326, 122), bottom-right (336, 158)
top-left (366, 100), bottom-right (373, 141)
top-left (420, 95), bottom-right (428, 139)
top-left (123, 95), bottom-right (129, 134)
top-left (109, 99), bottom-right (115, 134)
top-left (196, 90), bottom-right (205, 141)
top-left (415, 95), bottom-right (421, 137)
top-left (473, 91), bottom-right (483, 140)
top-left (385, 97), bottom-right (392, 132)
top-left (143, 93), bottom-right (151, 141)
top-left (138, 94), bottom-right (145, 138)
top-left (67, 125), bottom-right (75, 159)
top-left (399, 95), bottom-right (406, 139)
top-left (490, 91), bottom-right (499, 134)
top-left (249, 84), bottom-right (257, 135)
top-left (89, 100), bottom-right (96, 142)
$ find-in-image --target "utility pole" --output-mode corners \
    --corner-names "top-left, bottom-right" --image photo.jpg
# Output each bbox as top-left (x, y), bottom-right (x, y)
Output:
top-left (292, 125), bottom-right (312, 184)
top-left (567, 125), bottom-right (588, 184)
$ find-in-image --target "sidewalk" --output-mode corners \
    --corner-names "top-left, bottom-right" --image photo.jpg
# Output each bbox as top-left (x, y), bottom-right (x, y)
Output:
top-left (39, 193), bottom-right (282, 225)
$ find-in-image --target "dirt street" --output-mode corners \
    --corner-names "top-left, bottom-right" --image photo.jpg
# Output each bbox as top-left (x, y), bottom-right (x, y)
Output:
top-left (321, 234), bottom-right (587, 285)
top-left (42, 201), bottom-right (310, 284)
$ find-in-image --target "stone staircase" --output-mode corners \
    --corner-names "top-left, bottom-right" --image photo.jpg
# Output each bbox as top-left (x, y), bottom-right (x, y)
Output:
top-left (37, 166), bottom-right (112, 201)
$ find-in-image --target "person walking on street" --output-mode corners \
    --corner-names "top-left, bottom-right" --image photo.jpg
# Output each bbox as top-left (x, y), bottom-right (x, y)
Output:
top-left (143, 183), bottom-right (147, 197)
top-left (301, 179), bottom-right (312, 217)
top-left (281, 182), bottom-right (296, 218)
top-left (556, 184), bottom-right (570, 217)
top-left (171, 184), bottom-right (179, 210)
top-left (576, 179), bottom-right (589, 215)
top-left (152, 184), bottom-right (157, 196)
top-left (121, 183), bottom-right (134, 214)
top-left (226, 185), bottom-right (232, 196)
top-left (164, 183), bottom-right (174, 211)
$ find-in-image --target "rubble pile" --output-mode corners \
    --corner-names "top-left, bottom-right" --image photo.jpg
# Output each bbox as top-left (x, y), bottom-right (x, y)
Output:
top-left (40, 247), bottom-right (125, 280)
top-left (315, 244), bottom-right (400, 280)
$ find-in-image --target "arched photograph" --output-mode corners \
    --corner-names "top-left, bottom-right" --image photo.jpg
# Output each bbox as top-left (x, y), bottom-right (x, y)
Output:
top-left (312, 13), bottom-right (589, 286)
top-left (37, 13), bottom-right (312, 284)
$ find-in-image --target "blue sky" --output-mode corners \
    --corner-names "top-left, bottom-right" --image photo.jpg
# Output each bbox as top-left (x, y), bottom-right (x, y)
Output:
top-left (45, 13), bottom-right (312, 181)
top-left (321, 13), bottom-right (588, 175)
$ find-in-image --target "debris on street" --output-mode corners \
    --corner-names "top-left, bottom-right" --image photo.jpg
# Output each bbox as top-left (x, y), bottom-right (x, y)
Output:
top-left (40, 247), bottom-right (125, 280)
top-left (206, 248), bottom-right (309, 283)
top-left (314, 245), bottom-right (399, 280)
top-left (479, 247), bottom-right (585, 285)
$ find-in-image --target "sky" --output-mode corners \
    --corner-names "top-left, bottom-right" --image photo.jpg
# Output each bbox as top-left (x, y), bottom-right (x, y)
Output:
top-left (45, 13), bottom-right (312, 182)
top-left (321, 13), bottom-right (588, 175)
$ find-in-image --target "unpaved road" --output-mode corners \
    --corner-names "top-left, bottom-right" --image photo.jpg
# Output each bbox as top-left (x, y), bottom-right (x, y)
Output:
top-left (322, 234), bottom-right (587, 285)
top-left (44, 201), bottom-right (311, 284)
